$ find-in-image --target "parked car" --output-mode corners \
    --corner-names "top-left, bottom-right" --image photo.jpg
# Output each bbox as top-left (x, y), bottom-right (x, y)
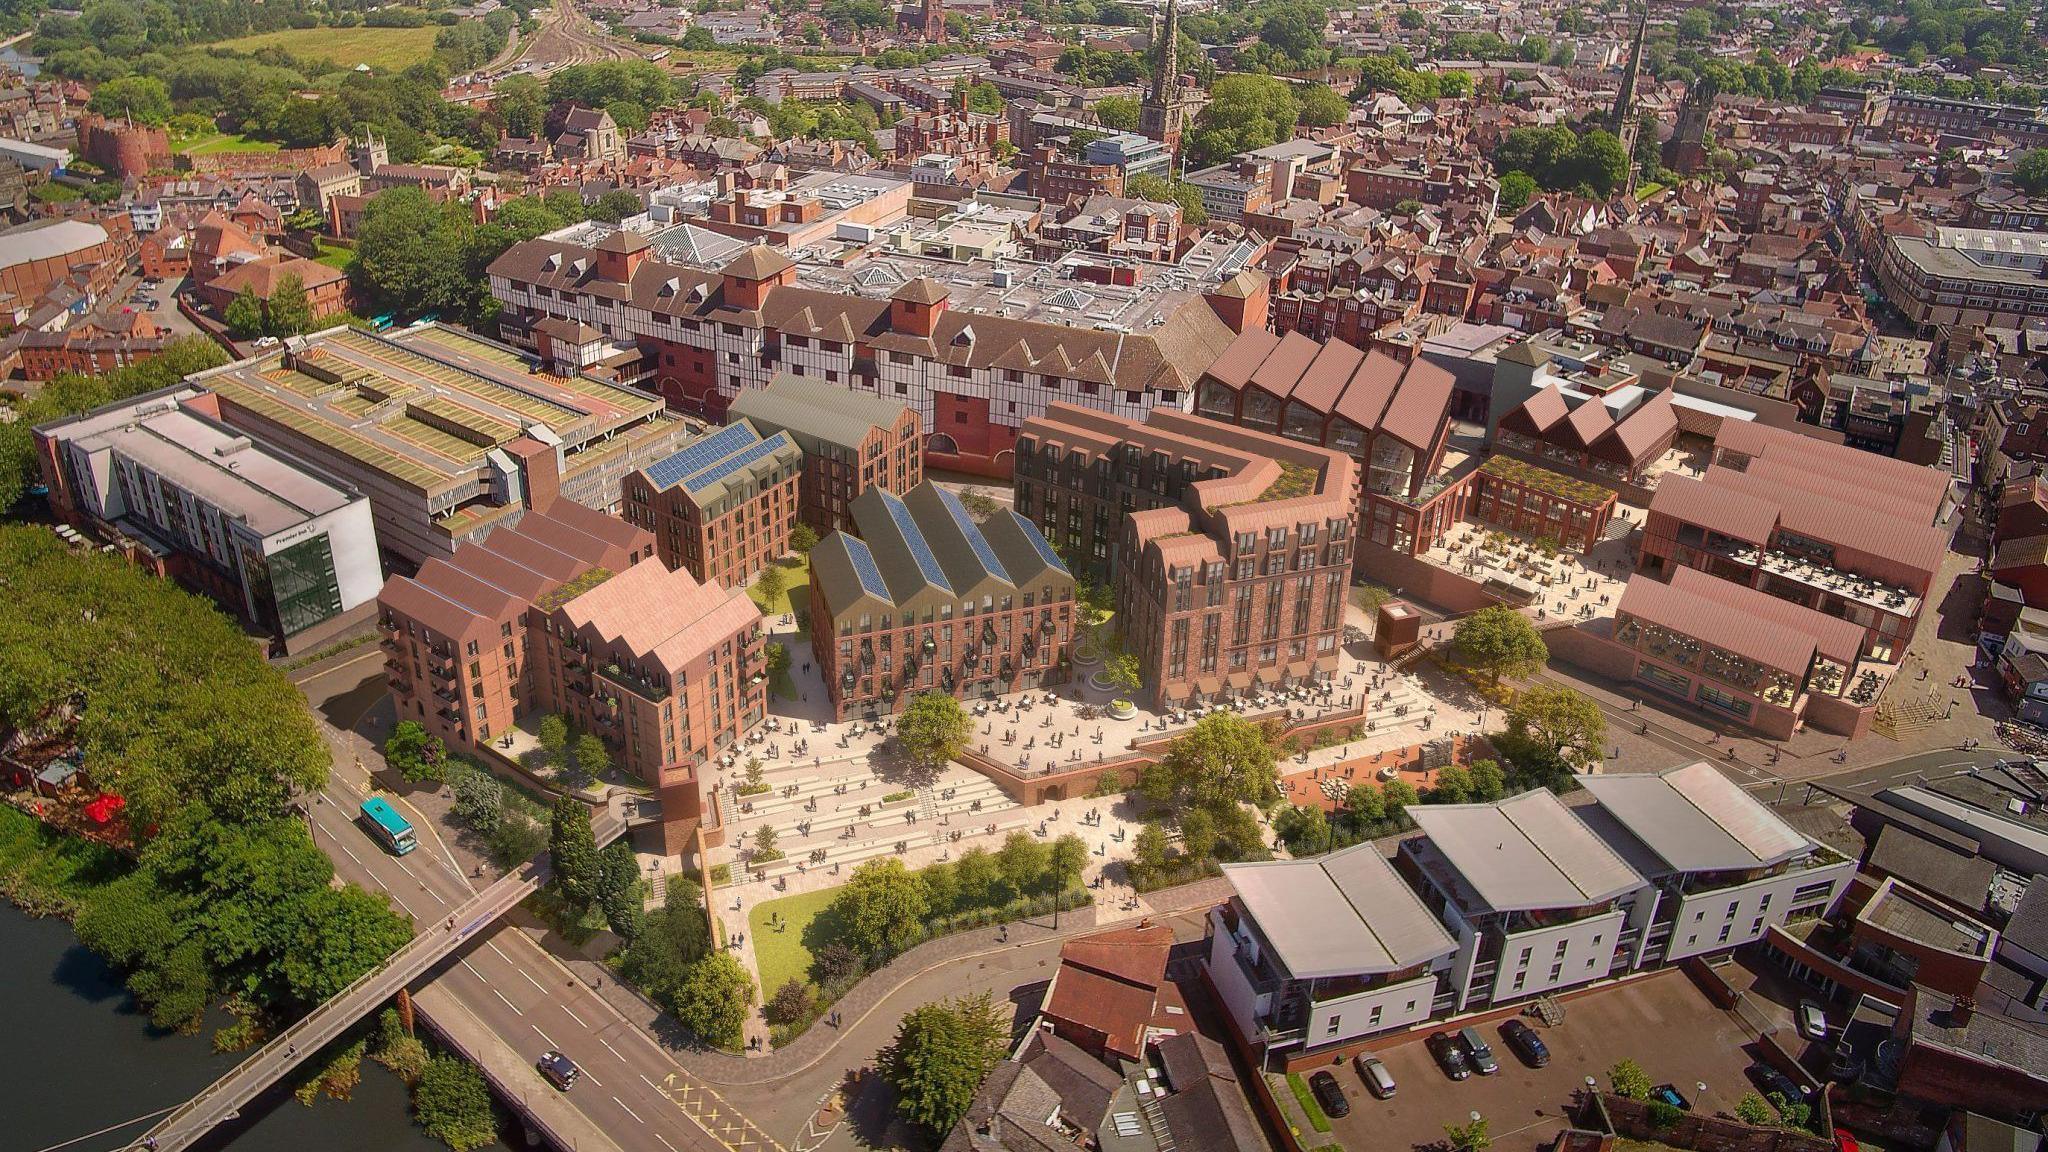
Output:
top-left (1798, 1001), bottom-right (1829, 1041)
top-left (1747, 1064), bottom-right (1804, 1101)
top-left (1650, 1084), bottom-right (1693, 1111)
top-left (536, 1050), bottom-right (580, 1090)
top-left (1499, 1019), bottom-right (1549, 1067)
top-left (1308, 1070), bottom-right (1350, 1118)
top-left (1427, 1031), bottom-right (1471, 1080)
top-left (1354, 1054), bottom-right (1396, 1099)
top-left (1456, 1026), bottom-right (1499, 1075)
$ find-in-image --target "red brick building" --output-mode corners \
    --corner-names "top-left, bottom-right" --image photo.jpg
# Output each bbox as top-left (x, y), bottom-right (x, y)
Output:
top-left (18, 309), bottom-right (169, 380)
top-left (727, 373), bottom-right (920, 536)
top-left (619, 420), bottom-right (804, 592)
top-left (76, 116), bottom-right (170, 179)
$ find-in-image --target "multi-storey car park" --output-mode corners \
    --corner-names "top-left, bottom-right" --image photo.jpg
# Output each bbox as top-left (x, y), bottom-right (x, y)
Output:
top-left (187, 322), bottom-right (697, 567)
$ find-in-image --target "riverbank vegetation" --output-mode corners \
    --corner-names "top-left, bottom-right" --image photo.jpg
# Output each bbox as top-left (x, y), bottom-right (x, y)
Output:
top-left (0, 530), bottom-right (409, 1036)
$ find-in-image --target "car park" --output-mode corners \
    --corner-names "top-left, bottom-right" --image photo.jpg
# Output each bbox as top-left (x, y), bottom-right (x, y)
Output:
top-left (1456, 1027), bottom-right (1499, 1075)
top-left (1309, 1069), bottom-right (1350, 1118)
top-left (1798, 1001), bottom-right (1828, 1041)
top-left (536, 1050), bottom-right (580, 1090)
top-left (1499, 1019), bottom-right (1549, 1067)
top-left (1354, 1054), bottom-right (1396, 1099)
top-left (1650, 1084), bottom-right (1692, 1111)
top-left (1427, 1031), bottom-right (1471, 1080)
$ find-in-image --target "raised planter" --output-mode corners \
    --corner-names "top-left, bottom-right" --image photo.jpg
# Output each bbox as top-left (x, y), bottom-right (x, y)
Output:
top-left (1108, 699), bottom-right (1137, 720)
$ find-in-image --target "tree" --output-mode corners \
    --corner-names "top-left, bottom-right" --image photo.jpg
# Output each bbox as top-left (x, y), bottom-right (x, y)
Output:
top-left (1274, 803), bottom-right (1331, 855)
top-left (952, 78), bottom-right (1003, 115)
top-left (954, 846), bottom-right (1002, 907)
top-left (596, 840), bottom-right (643, 941)
top-left (897, 692), bottom-right (971, 777)
top-left (789, 523), bottom-right (820, 553)
top-left (1103, 648), bottom-right (1143, 698)
top-left (414, 1056), bottom-right (497, 1152)
top-left (1141, 713), bottom-right (1279, 813)
top-left (1185, 74), bottom-right (1300, 166)
top-left (1381, 777), bottom-right (1418, 820)
top-left (2017, 148), bottom-right (2048, 195)
top-left (880, 991), bottom-right (1010, 1139)
top-left (1296, 82), bottom-right (1350, 128)
top-left (282, 885), bottom-right (415, 1005)
top-left (537, 714), bottom-right (570, 768)
top-left (620, 885), bottom-right (712, 1003)
top-left (671, 953), bottom-right (755, 1048)
top-left (383, 720), bottom-right (446, 785)
top-left (765, 977), bottom-right (815, 1025)
top-left (352, 188), bottom-right (470, 320)
top-left (1397, 8), bottom-right (1426, 28)
top-left (1608, 1058), bottom-right (1652, 1099)
top-left (549, 795), bottom-right (600, 908)
top-left (1469, 759), bottom-right (1506, 802)
top-left (922, 859), bottom-right (960, 914)
top-left (1506, 684), bottom-right (1606, 770)
top-left (496, 74), bottom-right (548, 138)
top-left (1453, 605), bottom-right (1548, 689)
top-left (587, 188), bottom-right (643, 223)
top-left (812, 942), bottom-right (864, 989)
top-left (765, 641), bottom-right (791, 685)
top-left (1048, 834), bottom-right (1088, 891)
top-left (834, 858), bottom-right (931, 957)
top-left (266, 273), bottom-right (314, 338)
top-left (1341, 782), bottom-right (1385, 828)
top-left (996, 830), bottom-right (1051, 898)
top-left (1178, 806), bottom-right (1218, 861)
top-left (1123, 172), bottom-right (1208, 225)
top-left (1769, 1092), bottom-right (1811, 1130)
top-left (958, 490), bottom-right (1002, 521)
top-left (682, 25), bottom-right (717, 50)
top-left (1095, 94), bottom-right (1141, 131)
top-left (751, 823), bottom-right (780, 861)
top-left (755, 563), bottom-right (788, 606)
top-left (1734, 1093), bottom-right (1775, 1126)
top-left (1429, 763), bottom-right (1473, 804)
top-left (1445, 1117), bottom-right (1492, 1152)
top-left (89, 75), bottom-right (173, 125)
top-left (223, 289), bottom-right (267, 340)
top-left (1676, 7), bottom-right (1715, 43)
top-left (572, 732), bottom-right (610, 781)
top-left (1567, 129), bottom-right (1632, 197)
top-left (1131, 822), bottom-right (1171, 876)
top-left (1497, 170), bottom-right (1538, 211)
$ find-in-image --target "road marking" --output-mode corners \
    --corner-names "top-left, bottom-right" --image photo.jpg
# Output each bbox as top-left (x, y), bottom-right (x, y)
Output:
top-left (520, 969), bottom-right (547, 994)
top-left (488, 941), bottom-right (514, 964)
top-left (337, 841), bottom-right (363, 866)
top-left (641, 1074), bottom-right (658, 1090)
top-left (494, 988), bottom-right (523, 1016)
top-left (614, 1096), bottom-right (643, 1124)
top-left (460, 959), bottom-right (486, 979)
top-left (531, 1024), bottom-right (557, 1047)
top-left (562, 1003), bottom-right (587, 1027)
top-left (601, 1039), bottom-right (623, 1059)
top-left (656, 1136), bottom-right (678, 1152)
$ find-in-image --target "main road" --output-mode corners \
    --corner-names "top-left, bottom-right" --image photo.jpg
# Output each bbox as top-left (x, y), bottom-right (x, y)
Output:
top-left (300, 716), bottom-right (783, 1152)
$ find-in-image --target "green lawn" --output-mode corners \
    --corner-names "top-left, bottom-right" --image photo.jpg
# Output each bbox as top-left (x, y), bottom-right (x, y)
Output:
top-left (748, 553), bottom-right (809, 618)
top-left (311, 238), bottom-right (355, 271)
top-left (747, 883), bottom-right (842, 998)
top-left (1284, 1072), bottom-right (1333, 1133)
top-left (215, 25), bottom-right (441, 71)
top-left (173, 132), bottom-right (283, 156)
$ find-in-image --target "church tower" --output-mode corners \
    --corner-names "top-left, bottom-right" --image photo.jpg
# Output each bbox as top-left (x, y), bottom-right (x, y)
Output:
top-left (1139, 0), bottom-right (1190, 156)
top-left (1609, 5), bottom-right (1648, 136)
top-left (921, 0), bottom-right (944, 42)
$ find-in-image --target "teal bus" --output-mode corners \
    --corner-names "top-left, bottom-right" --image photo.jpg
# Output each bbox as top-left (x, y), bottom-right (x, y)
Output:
top-left (359, 797), bottom-right (417, 856)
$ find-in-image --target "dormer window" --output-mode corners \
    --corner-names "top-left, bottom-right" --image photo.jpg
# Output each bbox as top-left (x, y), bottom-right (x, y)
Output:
top-left (953, 324), bottom-right (975, 346)
top-left (543, 253), bottom-right (562, 272)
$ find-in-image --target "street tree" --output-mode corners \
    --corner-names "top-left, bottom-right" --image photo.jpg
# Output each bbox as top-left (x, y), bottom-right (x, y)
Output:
top-left (383, 720), bottom-right (445, 785)
top-left (880, 991), bottom-right (1010, 1139)
top-left (537, 714), bottom-right (569, 768)
top-left (223, 289), bottom-right (266, 340)
top-left (671, 952), bottom-right (754, 1049)
top-left (1608, 1058), bottom-right (1652, 1099)
top-left (548, 795), bottom-right (600, 908)
top-left (1506, 684), bottom-right (1606, 770)
top-left (996, 830), bottom-right (1051, 898)
top-left (572, 732), bottom-right (610, 781)
top-left (1453, 605), bottom-right (1548, 689)
top-left (953, 845), bottom-right (1002, 907)
top-left (596, 840), bottom-right (643, 941)
top-left (1445, 1117), bottom-right (1492, 1152)
top-left (1048, 834), bottom-right (1088, 891)
top-left (896, 691), bottom-right (971, 778)
top-left (266, 273), bottom-right (313, 337)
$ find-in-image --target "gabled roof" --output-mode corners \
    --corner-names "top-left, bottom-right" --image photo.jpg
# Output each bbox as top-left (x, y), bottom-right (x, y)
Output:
top-left (1580, 761), bottom-right (1815, 875)
top-left (1408, 788), bottom-right (1644, 913)
top-left (1224, 842), bottom-right (1457, 979)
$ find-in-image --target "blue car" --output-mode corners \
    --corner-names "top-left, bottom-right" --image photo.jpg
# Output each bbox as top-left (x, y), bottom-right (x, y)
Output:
top-left (1651, 1084), bottom-right (1692, 1111)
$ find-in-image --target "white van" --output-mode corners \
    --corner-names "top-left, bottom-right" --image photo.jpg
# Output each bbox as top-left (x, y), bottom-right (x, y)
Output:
top-left (1354, 1054), bottom-right (1396, 1099)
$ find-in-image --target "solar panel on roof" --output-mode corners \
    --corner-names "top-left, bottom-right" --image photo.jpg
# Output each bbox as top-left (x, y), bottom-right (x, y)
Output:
top-left (683, 431), bottom-right (792, 494)
top-left (844, 536), bottom-right (890, 599)
top-left (935, 487), bottom-right (1009, 583)
top-left (1010, 510), bottom-right (1069, 574)
top-left (644, 423), bottom-right (757, 491)
top-left (879, 491), bottom-right (951, 591)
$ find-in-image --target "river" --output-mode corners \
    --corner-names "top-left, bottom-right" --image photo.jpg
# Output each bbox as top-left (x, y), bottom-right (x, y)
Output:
top-left (3, 902), bottom-right (506, 1152)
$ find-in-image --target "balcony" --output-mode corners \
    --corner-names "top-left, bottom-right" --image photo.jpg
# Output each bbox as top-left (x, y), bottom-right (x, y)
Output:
top-left (598, 662), bottom-right (670, 703)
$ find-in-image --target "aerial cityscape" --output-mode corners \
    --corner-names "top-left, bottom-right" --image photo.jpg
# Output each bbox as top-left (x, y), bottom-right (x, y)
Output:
top-left (2, 0), bottom-right (2047, 1151)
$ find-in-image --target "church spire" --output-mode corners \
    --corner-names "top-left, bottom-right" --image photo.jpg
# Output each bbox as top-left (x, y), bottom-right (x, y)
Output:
top-left (1609, 3), bottom-right (1648, 133)
top-left (1153, 0), bottom-right (1180, 101)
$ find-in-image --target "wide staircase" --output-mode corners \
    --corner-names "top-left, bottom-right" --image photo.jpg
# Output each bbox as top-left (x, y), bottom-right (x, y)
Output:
top-left (726, 763), bottom-right (1026, 880)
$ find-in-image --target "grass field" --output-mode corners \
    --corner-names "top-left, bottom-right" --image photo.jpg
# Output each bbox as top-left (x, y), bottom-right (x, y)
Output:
top-left (311, 238), bottom-right (355, 271)
top-left (215, 25), bottom-right (441, 71)
top-left (173, 132), bottom-right (283, 156)
top-left (747, 884), bottom-right (842, 997)
top-left (747, 554), bottom-right (809, 618)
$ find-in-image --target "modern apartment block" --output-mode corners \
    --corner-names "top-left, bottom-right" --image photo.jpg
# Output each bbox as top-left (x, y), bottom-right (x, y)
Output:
top-left (377, 499), bottom-right (655, 757)
top-left (1207, 844), bottom-right (1457, 1057)
top-left (1638, 419), bottom-right (1950, 661)
top-left (187, 323), bottom-right (695, 566)
top-left (808, 481), bottom-right (1074, 720)
top-left (485, 228), bottom-right (1258, 476)
top-left (36, 387), bottom-right (384, 653)
top-left (727, 373), bottom-right (921, 535)
top-left (1014, 405), bottom-right (1356, 709)
top-left (527, 558), bottom-right (765, 849)
top-left (620, 420), bottom-right (803, 591)
top-left (1207, 766), bottom-right (1852, 1068)
top-left (1871, 226), bottom-right (2048, 332)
